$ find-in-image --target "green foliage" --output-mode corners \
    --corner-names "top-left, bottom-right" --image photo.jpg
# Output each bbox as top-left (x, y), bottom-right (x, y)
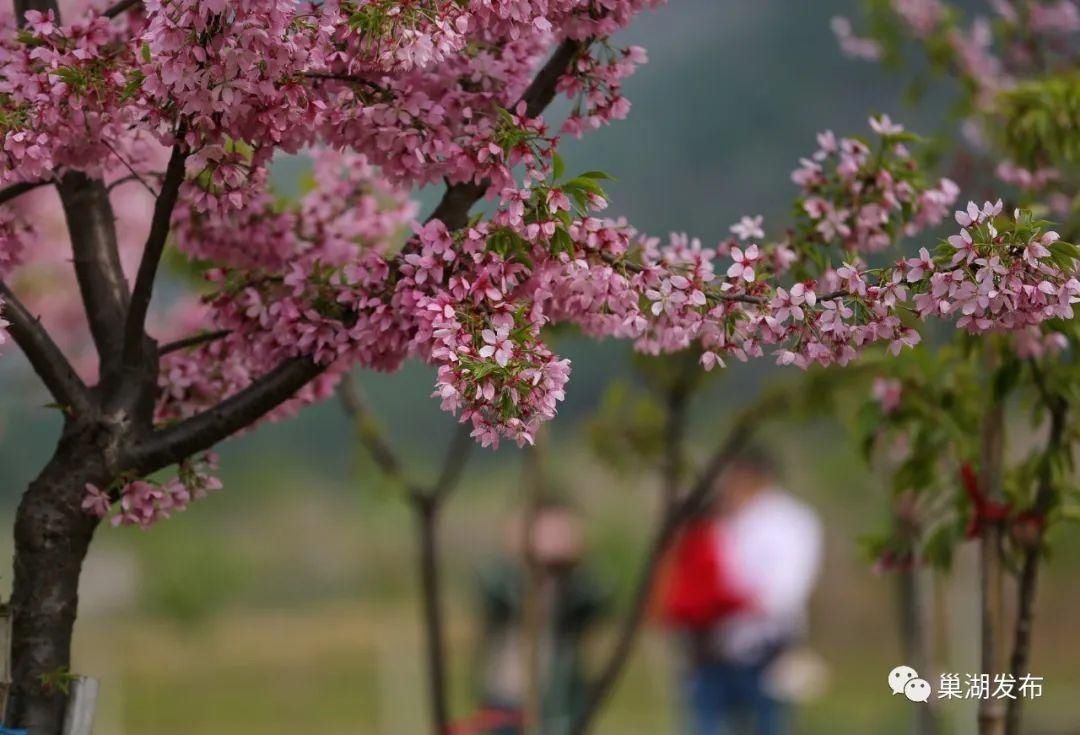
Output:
top-left (0, 93), bottom-right (30, 134)
top-left (998, 71), bottom-right (1080, 168)
top-left (587, 379), bottom-right (668, 474)
top-left (38, 667), bottom-right (76, 695)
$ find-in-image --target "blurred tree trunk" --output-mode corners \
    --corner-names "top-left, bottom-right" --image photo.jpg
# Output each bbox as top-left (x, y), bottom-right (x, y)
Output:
top-left (898, 563), bottom-right (938, 735)
top-left (520, 437), bottom-right (546, 735)
top-left (977, 397), bottom-right (1006, 735)
top-left (1005, 385), bottom-right (1066, 735)
top-left (414, 496), bottom-right (450, 735)
top-left (892, 490), bottom-right (939, 735)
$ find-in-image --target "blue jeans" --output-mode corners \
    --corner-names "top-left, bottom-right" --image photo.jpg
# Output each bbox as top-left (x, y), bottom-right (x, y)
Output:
top-left (683, 659), bottom-right (787, 735)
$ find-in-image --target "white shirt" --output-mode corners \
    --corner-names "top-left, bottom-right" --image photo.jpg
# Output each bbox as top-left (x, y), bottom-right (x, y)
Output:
top-left (711, 488), bottom-right (824, 662)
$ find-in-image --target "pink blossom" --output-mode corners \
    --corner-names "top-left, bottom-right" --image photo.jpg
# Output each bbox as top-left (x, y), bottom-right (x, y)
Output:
top-left (81, 484), bottom-right (112, 518)
top-left (730, 215), bottom-right (765, 241)
top-left (869, 114), bottom-right (904, 136)
top-left (727, 245), bottom-right (760, 282)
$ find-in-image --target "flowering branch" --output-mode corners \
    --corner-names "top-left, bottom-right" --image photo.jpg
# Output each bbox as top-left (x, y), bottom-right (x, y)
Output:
top-left (140, 34), bottom-right (596, 469)
top-left (129, 356), bottom-right (324, 475)
top-left (426, 37), bottom-right (585, 231)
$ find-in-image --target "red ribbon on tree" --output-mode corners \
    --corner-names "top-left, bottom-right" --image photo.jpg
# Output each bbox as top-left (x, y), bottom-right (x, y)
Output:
top-left (446, 707), bottom-right (522, 735)
top-left (960, 462), bottom-right (1011, 538)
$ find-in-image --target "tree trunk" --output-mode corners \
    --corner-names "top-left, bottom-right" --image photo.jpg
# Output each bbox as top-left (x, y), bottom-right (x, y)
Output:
top-left (414, 499), bottom-right (450, 735)
top-left (6, 431), bottom-right (106, 734)
top-left (520, 443), bottom-right (545, 735)
top-left (977, 400), bottom-right (1006, 735)
top-left (898, 564), bottom-right (938, 735)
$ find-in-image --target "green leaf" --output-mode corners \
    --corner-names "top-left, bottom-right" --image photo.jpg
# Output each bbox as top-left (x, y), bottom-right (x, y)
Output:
top-left (552, 151), bottom-right (565, 181)
top-left (993, 357), bottom-right (1022, 401)
top-left (551, 227), bottom-right (573, 255)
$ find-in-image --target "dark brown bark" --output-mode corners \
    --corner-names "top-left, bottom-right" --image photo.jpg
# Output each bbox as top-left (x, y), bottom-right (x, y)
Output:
top-left (56, 173), bottom-right (130, 387)
top-left (6, 428), bottom-right (107, 733)
top-left (0, 180), bottom-right (49, 206)
top-left (128, 356), bottom-right (325, 474)
top-left (102, 0), bottom-right (139, 18)
top-left (123, 145), bottom-right (187, 369)
top-left (158, 329), bottom-right (231, 356)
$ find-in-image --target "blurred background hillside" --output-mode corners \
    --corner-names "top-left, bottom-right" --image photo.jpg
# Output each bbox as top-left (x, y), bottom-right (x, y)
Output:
top-left (3, 1), bottom-right (1080, 734)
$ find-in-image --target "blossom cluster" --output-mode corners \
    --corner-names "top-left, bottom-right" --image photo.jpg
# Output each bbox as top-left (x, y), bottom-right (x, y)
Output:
top-left (0, 0), bottom-right (654, 204)
top-left (1, 3), bottom-right (1075, 527)
top-left (82, 453), bottom-right (222, 528)
top-left (153, 117), bottom-right (1077, 454)
top-left (0, 0), bottom-right (665, 521)
top-left (558, 43), bottom-right (646, 137)
top-left (907, 201), bottom-right (1079, 331)
top-left (790, 116), bottom-right (959, 253)
top-left (0, 204), bottom-right (31, 276)
top-left (0, 10), bottom-right (141, 184)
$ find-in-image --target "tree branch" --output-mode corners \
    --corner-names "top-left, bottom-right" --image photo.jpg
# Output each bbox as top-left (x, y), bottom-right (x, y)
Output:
top-left (0, 180), bottom-right (50, 207)
top-left (128, 356), bottom-right (324, 474)
top-left (414, 495), bottom-right (451, 735)
top-left (57, 172), bottom-right (130, 378)
top-left (431, 421), bottom-right (474, 502)
top-left (124, 144), bottom-right (187, 367)
top-left (103, 0), bottom-right (139, 18)
top-left (425, 37), bottom-right (584, 231)
top-left (158, 329), bottom-right (231, 356)
top-left (0, 282), bottom-right (93, 416)
top-left (338, 376), bottom-right (410, 489)
top-left (133, 38), bottom-right (584, 475)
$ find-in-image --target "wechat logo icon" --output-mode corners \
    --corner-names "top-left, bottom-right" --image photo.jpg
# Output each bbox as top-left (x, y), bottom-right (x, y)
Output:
top-left (889, 665), bottom-right (932, 702)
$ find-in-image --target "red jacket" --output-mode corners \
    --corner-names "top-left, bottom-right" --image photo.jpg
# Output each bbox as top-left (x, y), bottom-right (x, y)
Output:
top-left (656, 519), bottom-right (751, 630)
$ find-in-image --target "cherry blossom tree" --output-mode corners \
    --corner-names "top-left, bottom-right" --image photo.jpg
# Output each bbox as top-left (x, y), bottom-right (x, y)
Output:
top-left (0, 0), bottom-right (1076, 732)
top-left (836, 3), bottom-right (1078, 734)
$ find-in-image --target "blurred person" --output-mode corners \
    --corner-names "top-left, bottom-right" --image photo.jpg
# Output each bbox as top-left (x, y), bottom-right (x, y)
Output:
top-left (659, 448), bottom-right (824, 735)
top-left (472, 501), bottom-right (607, 735)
